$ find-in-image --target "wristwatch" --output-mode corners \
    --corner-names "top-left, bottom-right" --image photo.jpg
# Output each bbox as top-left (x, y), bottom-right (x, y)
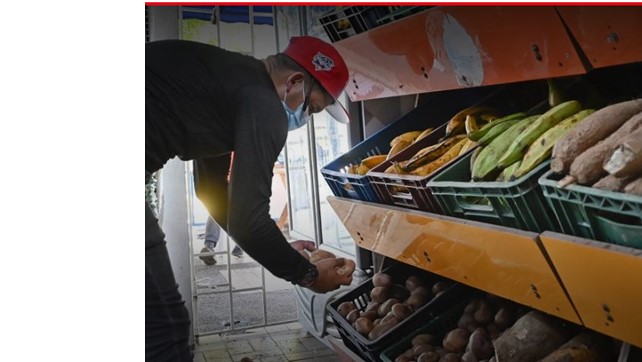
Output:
top-left (296, 264), bottom-right (319, 288)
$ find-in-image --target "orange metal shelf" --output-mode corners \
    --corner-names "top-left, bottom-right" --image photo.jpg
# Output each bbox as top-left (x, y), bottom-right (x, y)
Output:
top-left (328, 196), bottom-right (582, 325)
top-left (557, 6), bottom-right (642, 69)
top-left (540, 231), bottom-right (642, 348)
top-left (334, 6), bottom-right (587, 102)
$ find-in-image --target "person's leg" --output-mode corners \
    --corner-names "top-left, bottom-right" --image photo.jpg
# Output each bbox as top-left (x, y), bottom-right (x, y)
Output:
top-left (200, 217), bottom-right (219, 265)
top-left (146, 202), bottom-right (193, 362)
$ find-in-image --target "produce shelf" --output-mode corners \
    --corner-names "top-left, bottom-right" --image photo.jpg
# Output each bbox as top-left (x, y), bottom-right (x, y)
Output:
top-left (540, 231), bottom-right (642, 348)
top-left (327, 196), bottom-right (582, 325)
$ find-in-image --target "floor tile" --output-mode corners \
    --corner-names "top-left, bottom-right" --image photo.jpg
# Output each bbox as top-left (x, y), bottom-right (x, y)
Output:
top-left (285, 348), bottom-right (337, 361)
top-left (275, 339), bottom-right (308, 354)
top-left (247, 336), bottom-right (278, 351)
top-left (224, 340), bottom-right (254, 354)
top-left (202, 348), bottom-right (233, 361)
top-left (297, 336), bottom-right (327, 351)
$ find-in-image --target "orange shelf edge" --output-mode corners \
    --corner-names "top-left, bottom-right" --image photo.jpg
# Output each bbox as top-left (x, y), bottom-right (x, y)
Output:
top-left (328, 196), bottom-right (582, 325)
top-left (335, 6), bottom-right (587, 102)
top-left (540, 231), bottom-right (642, 348)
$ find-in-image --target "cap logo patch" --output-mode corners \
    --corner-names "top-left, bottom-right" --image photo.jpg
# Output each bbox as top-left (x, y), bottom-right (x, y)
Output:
top-left (312, 52), bottom-right (334, 71)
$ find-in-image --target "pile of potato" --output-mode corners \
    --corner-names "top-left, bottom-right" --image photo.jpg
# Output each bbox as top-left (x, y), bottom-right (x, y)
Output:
top-left (336, 271), bottom-right (453, 342)
top-left (391, 293), bottom-right (527, 362)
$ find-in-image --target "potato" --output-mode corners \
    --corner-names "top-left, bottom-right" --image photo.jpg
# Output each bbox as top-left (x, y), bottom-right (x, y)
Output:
top-left (464, 299), bottom-right (482, 315)
top-left (413, 344), bottom-right (435, 357)
top-left (417, 351), bottom-right (440, 362)
top-left (365, 301), bottom-right (381, 313)
top-left (391, 283), bottom-right (412, 301)
top-left (368, 321), bottom-right (395, 340)
top-left (467, 328), bottom-right (494, 360)
top-left (373, 318), bottom-right (381, 327)
top-left (461, 351), bottom-right (478, 362)
top-left (431, 281), bottom-right (450, 295)
top-left (337, 301), bottom-right (356, 318)
top-left (379, 298), bottom-right (401, 317)
top-left (485, 322), bottom-right (502, 340)
top-left (412, 333), bottom-right (435, 347)
top-left (373, 272), bottom-right (393, 288)
top-left (494, 307), bottom-right (516, 331)
top-left (354, 317), bottom-right (374, 336)
top-left (405, 293), bottom-right (429, 309)
top-left (405, 275), bottom-right (425, 292)
top-left (411, 286), bottom-right (432, 298)
top-left (309, 249), bottom-right (336, 263)
top-left (392, 303), bottom-right (412, 320)
top-left (435, 348), bottom-right (448, 358)
top-left (380, 312), bottom-right (400, 326)
top-left (370, 286), bottom-right (391, 304)
top-left (346, 309), bottom-right (360, 324)
top-left (439, 353), bottom-right (462, 362)
top-left (458, 313), bottom-right (480, 333)
top-left (403, 348), bottom-right (416, 359)
top-left (442, 328), bottom-right (469, 353)
top-left (361, 310), bottom-right (378, 321)
top-left (395, 356), bottom-right (412, 362)
top-left (474, 300), bottom-right (494, 324)
top-left (337, 259), bottom-right (356, 276)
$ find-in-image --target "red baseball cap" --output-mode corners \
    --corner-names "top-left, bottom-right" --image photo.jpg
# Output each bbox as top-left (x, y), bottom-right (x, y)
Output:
top-left (283, 36), bottom-right (350, 124)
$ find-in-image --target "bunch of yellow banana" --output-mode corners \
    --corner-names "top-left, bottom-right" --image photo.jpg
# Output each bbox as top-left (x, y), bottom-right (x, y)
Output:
top-left (387, 127), bottom-right (435, 159)
top-left (346, 154), bottom-right (388, 175)
top-left (443, 106), bottom-right (498, 139)
top-left (386, 134), bottom-right (468, 177)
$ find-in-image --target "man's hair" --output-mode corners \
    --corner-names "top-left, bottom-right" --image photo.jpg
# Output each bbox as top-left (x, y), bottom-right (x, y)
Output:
top-left (267, 53), bottom-right (319, 92)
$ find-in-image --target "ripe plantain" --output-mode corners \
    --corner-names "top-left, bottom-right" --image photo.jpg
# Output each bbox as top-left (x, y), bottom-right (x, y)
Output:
top-left (402, 135), bottom-right (467, 172)
top-left (472, 115), bottom-right (540, 181)
top-left (360, 154), bottom-right (387, 169)
top-left (410, 137), bottom-right (468, 176)
top-left (355, 164), bottom-right (370, 175)
top-left (414, 127), bottom-right (435, 143)
top-left (459, 138), bottom-right (478, 156)
top-left (468, 112), bottom-right (527, 141)
top-left (387, 140), bottom-right (412, 159)
top-left (513, 109), bottom-right (594, 179)
top-left (465, 114), bottom-right (480, 137)
top-left (444, 106), bottom-right (497, 139)
top-left (497, 100), bottom-right (582, 169)
top-left (390, 131), bottom-right (422, 147)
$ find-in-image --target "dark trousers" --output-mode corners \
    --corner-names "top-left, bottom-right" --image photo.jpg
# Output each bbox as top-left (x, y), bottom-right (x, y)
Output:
top-left (146, 202), bottom-right (193, 361)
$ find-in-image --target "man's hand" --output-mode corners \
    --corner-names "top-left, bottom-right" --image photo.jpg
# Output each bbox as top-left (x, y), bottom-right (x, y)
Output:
top-left (306, 258), bottom-right (353, 293)
top-left (289, 240), bottom-right (316, 253)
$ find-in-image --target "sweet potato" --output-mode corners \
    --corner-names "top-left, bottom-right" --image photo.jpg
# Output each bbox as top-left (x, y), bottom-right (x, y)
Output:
top-left (568, 112), bottom-right (642, 185)
top-left (603, 126), bottom-right (642, 178)
top-left (551, 99), bottom-right (642, 174)
top-left (624, 176), bottom-right (642, 196)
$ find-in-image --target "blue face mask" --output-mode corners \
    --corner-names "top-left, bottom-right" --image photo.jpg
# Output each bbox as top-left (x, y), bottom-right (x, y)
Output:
top-left (283, 81), bottom-right (311, 131)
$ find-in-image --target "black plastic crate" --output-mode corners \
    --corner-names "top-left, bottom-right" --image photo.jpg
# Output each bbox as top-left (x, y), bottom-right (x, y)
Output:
top-left (326, 263), bottom-right (472, 362)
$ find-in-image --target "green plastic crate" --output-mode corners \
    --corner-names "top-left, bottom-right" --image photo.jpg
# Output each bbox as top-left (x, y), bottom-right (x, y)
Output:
top-left (379, 301), bottom-right (467, 362)
top-left (425, 153), bottom-right (559, 233)
top-left (539, 170), bottom-right (642, 249)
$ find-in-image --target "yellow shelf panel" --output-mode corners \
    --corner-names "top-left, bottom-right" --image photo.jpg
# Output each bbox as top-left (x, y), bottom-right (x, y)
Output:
top-left (540, 232), bottom-right (642, 348)
top-left (328, 196), bottom-right (581, 325)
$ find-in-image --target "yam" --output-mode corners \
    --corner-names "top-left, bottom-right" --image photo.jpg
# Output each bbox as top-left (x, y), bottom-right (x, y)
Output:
top-left (411, 286), bottom-right (432, 298)
top-left (380, 312), bottom-right (400, 326)
top-left (551, 99), bottom-right (642, 174)
top-left (461, 351), bottom-right (478, 362)
top-left (624, 176), bottom-right (642, 196)
top-left (539, 332), bottom-right (612, 362)
top-left (391, 283), bottom-right (412, 301)
top-left (603, 126), bottom-right (642, 178)
top-left (365, 301), bottom-right (381, 313)
top-left (405, 293), bottom-right (429, 310)
top-left (493, 306), bottom-right (516, 331)
top-left (493, 310), bottom-right (569, 362)
top-left (373, 272), bottom-right (394, 288)
top-left (361, 311), bottom-right (378, 321)
top-left (308, 249), bottom-right (336, 263)
top-left (458, 313), bottom-right (480, 333)
top-left (568, 112), bottom-right (642, 185)
top-left (592, 174), bottom-right (635, 192)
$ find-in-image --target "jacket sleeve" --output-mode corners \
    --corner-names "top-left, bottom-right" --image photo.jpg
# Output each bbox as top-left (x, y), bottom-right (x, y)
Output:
top-left (226, 85), bottom-right (313, 283)
top-left (193, 154), bottom-right (231, 231)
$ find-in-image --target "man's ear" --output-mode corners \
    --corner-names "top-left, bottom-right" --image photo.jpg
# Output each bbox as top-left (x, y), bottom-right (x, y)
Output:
top-left (285, 72), bottom-right (305, 92)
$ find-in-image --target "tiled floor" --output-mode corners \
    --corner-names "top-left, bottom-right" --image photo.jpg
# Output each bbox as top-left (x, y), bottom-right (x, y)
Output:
top-left (194, 322), bottom-right (342, 362)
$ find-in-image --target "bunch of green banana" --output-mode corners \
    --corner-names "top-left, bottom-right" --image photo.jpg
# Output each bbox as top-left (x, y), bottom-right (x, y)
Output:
top-left (497, 100), bottom-right (582, 169)
top-left (471, 115), bottom-right (540, 181)
top-left (468, 112), bottom-right (527, 142)
top-left (512, 109), bottom-right (594, 179)
top-left (496, 160), bottom-right (522, 182)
